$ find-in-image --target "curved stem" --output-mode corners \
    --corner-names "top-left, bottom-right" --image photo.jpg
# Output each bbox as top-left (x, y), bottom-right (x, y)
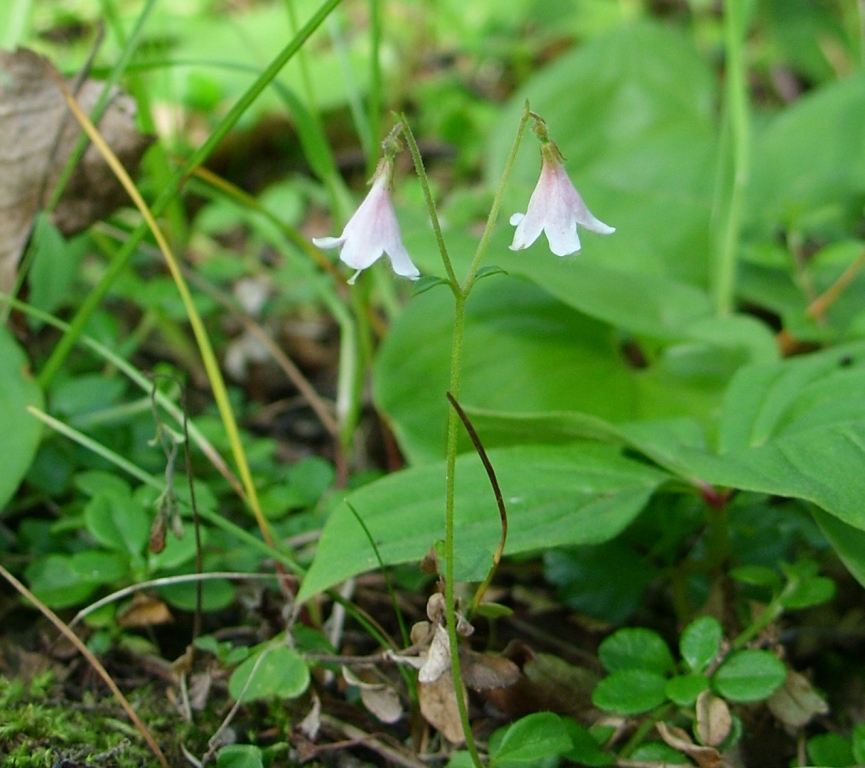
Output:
top-left (463, 102), bottom-right (531, 291)
top-left (399, 114), bottom-right (459, 289)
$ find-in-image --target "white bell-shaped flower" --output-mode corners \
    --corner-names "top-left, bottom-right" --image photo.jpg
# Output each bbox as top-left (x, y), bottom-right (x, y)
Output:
top-left (313, 159), bottom-right (419, 284)
top-left (510, 142), bottom-right (614, 257)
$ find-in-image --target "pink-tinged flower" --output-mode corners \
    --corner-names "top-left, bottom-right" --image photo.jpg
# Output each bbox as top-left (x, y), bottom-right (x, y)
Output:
top-left (313, 160), bottom-right (419, 284)
top-left (510, 142), bottom-right (615, 257)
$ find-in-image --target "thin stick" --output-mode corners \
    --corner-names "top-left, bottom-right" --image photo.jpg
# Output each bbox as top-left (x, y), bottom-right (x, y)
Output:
top-left (0, 563), bottom-right (169, 768)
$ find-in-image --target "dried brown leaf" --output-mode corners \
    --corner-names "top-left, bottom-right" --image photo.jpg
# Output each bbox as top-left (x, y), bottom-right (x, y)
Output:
top-left (0, 48), bottom-right (151, 290)
top-left (418, 672), bottom-right (468, 745)
top-left (696, 690), bottom-right (732, 747)
top-left (116, 593), bottom-right (173, 628)
top-left (657, 722), bottom-right (723, 768)
top-left (767, 669), bottom-right (829, 728)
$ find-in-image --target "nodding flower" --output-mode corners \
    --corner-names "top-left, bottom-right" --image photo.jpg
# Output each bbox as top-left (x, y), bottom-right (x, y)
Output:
top-left (510, 140), bottom-right (614, 257)
top-left (313, 159), bottom-right (420, 284)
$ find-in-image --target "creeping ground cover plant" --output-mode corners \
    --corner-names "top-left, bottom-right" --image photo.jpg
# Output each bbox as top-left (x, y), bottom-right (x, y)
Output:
top-left (2, 0), bottom-right (865, 765)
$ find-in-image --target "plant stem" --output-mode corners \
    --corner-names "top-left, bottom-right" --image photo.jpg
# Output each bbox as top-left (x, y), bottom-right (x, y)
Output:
top-left (463, 103), bottom-right (531, 290)
top-left (713, 0), bottom-right (750, 317)
top-left (442, 292), bottom-right (483, 766)
top-left (399, 114), bottom-right (459, 288)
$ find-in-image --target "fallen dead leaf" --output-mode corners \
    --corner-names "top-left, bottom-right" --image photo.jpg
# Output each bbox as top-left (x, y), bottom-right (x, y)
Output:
top-left (418, 671), bottom-right (469, 745)
top-left (116, 593), bottom-right (173, 628)
top-left (696, 690), bottom-right (732, 747)
top-left (767, 668), bottom-right (829, 729)
top-left (657, 721), bottom-right (724, 768)
top-left (0, 48), bottom-right (151, 291)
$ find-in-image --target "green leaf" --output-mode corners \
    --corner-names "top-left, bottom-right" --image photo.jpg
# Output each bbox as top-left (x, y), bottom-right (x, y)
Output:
top-left (598, 628), bottom-right (675, 675)
top-left (781, 576), bottom-right (836, 610)
top-left (729, 565), bottom-right (782, 591)
top-left (411, 275), bottom-right (451, 297)
top-left (563, 720), bottom-right (615, 766)
top-left (0, 327), bottom-right (43, 511)
top-left (228, 644), bottom-right (310, 703)
top-left (376, 278), bottom-right (639, 464)
top-left (676, 343), bottom-right (865, 539)
top-left (812, 508), bottom-right (865, 589)
top-left (298, 443), bottom-right (668, 600)
top-left (544, 543), bottom-right (657, 624)
top-left (84, 492), bottom-right (150, 557)
top-left (490, 712), bottom-right (573, 766)
top-left (216, 744), bottom-right (265, 768)
top-left (852, 722), bottom-right (865, 765)
top-left (25, 552), bottom-right (127, 609)
top-left (712, 650), bottom-right (786, 703)
top-left (680, 616), bottom-right (723, 674)
top-left (592, 669), bottom-right (668, 715)
top-left (666, 674), bottom-right (710, 706)
top-left (806, 732), bottom-right (855, 768)
top-left (749, 72), bottom-right (865, 232)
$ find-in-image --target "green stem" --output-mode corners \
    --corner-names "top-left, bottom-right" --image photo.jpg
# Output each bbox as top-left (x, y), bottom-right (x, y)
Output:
top-left (38, 0), bottom-right (345, 388)
top-left (399, 114), bottom-right (459, 289)
top-left (713, 0), bottom-right (750, 317)
top-left (443, 293), bottom-right (483, 767)
top-left (463, 103), bottom-right (531, 291)
top-left (367, 0), bottom-right (382, 175)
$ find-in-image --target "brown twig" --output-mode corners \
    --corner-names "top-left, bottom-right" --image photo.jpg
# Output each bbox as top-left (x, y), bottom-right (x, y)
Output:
top-left (0, 563), bottom-right (169, 768)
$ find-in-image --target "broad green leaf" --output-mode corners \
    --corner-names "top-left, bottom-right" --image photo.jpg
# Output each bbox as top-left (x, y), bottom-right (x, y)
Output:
top-left (490, 712), bottom-right (572, 766)
top-left (375, 278), bottom-right (638, 464)
top-left (228, 644), bottom-right (310, 703)
top-left (298, 443), bottom-right (669, 600)
top-left (812, 508), bottom-right (865, 589)
top-left (0, 327), bottom-right (43, 512)
top-left (680, 616), bottom-right (723, 674)
top-left (749, 72), bottom-right (865, 232)
top-left (592, 669), bottom-right (668, 715)
top-left (712, 650), bottom-right (786, 703)
top-left (598, 628), bottom-right (674, 675)
top-left (672, 343), bottom-right (865, 536)
top-left (666, 674), bottom-right (710, 706)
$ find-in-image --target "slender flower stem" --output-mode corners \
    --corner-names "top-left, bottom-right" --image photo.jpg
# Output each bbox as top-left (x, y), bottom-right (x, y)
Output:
top-left (463, 103), bottom-right (532, 292)
top-left (399, 114), bottom-right (460, 290)
top-left (443, 294), bottom-right (483, 766)
top-left (399, 107), bottom-right (534, 766)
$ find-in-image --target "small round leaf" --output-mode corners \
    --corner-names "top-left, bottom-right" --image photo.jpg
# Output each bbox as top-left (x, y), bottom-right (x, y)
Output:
top-left (680, 616), bottom-right (722, 673)
top-left (598, 628), bottom-right (674, 675)
top-left (592, 669), bottom-right (668, 715)
top-left (712, 650), bottom-right (785, 703)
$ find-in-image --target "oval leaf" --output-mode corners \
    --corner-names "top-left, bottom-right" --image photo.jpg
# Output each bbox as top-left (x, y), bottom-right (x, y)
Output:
top-left (712, 650), bottom-right (786, 703)
top-left (229, 644), bottom-right (310, 703)
top-left (592, 669), bottom-right (668, 715)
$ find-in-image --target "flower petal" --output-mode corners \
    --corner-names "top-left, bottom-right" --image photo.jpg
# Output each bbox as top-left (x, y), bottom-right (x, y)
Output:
top-left (312, 236), bottom-right (345, 250)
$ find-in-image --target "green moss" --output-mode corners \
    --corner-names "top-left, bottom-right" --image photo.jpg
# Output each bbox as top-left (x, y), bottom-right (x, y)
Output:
top-left (0, 673), bottom-right (176, 767)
